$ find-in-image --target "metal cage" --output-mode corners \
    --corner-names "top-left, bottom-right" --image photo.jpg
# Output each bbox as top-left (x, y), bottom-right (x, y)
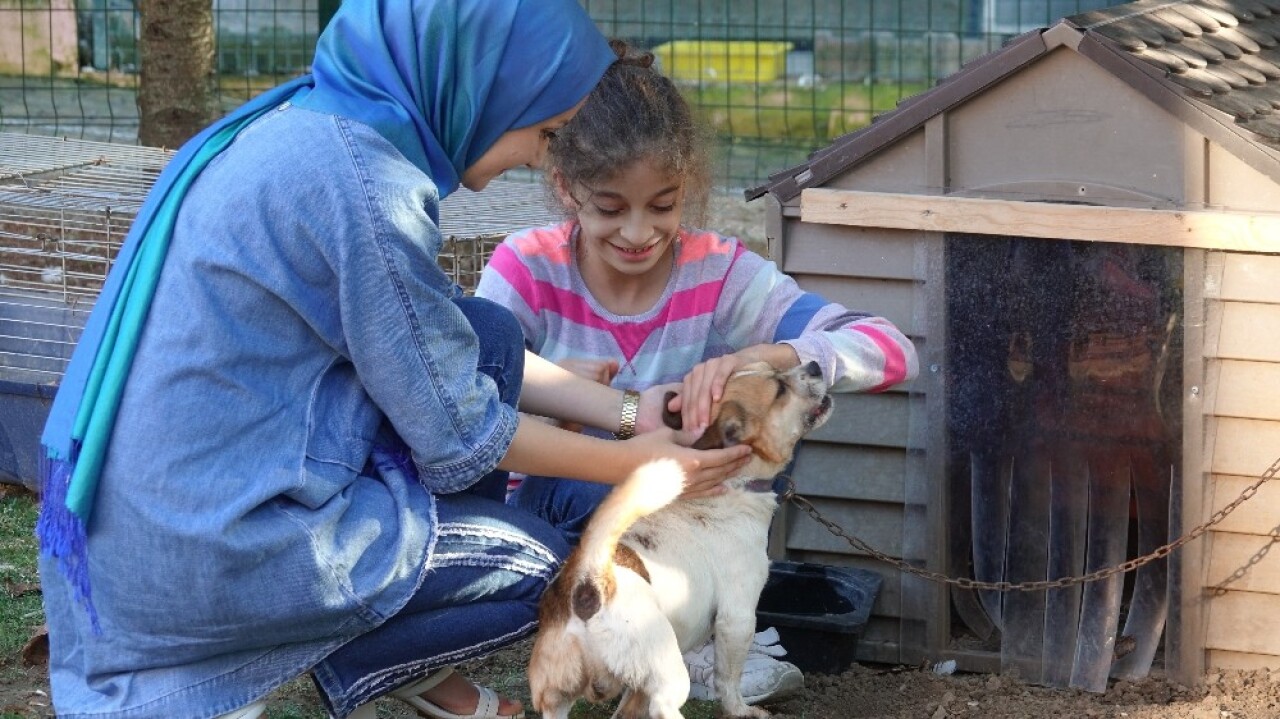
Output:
top-left (0, 134), bottom-right (169, 386)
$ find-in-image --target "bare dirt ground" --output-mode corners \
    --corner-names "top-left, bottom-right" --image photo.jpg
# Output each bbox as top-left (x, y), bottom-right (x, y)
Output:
top-left (9, 627), bottom-right (1280, 718)
top-left (455, 641), bottom-right (1280, 719)
top-left (7, 194), bottom-right (1280, 717)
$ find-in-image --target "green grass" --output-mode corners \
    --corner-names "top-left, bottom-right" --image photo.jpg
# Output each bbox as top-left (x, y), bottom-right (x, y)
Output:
top-left (0, 487), bottom-right (46, 717)
top-left (0, 488), bottom-right (42, 661)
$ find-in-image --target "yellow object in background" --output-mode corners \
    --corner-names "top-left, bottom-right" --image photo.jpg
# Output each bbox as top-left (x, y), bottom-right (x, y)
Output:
top-left (654, 41), bottom-right (794, 83)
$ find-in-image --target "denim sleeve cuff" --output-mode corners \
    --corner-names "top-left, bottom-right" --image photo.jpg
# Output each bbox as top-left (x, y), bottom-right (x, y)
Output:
top-left (412, 404), bottom-right (519, 493)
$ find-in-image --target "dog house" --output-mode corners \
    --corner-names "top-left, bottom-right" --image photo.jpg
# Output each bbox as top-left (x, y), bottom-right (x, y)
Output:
top-left (748, 0), bottom-right (1280, 690)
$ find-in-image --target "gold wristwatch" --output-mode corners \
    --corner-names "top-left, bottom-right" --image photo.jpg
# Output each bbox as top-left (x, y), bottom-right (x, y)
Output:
top-left (615, 389), bottom-right (640, 440)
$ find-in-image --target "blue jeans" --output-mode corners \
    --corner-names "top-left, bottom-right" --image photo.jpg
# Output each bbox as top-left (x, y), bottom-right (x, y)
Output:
top-left (313, 297), bottom-right (565, 717)
top-left (455, 296), bottom-right (523, 503)
top-left (312, 492), bottom-right (568, 716)
top-left (509, 475), bottom-right (612, 547)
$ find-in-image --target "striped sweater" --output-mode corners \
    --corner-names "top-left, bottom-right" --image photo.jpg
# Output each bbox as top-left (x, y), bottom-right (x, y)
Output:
top-left (475, 222), bottom-right (918, 394)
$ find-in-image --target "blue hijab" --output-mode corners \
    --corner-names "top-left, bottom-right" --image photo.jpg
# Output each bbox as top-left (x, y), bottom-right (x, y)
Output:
top-left (38, 0), bottom-right (615, 628)
top-left (299, 0), bottom-right (611, 196)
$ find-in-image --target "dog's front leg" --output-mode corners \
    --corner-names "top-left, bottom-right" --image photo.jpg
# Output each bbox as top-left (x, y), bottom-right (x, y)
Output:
top-left (712, 610), bottom-right (770, 718)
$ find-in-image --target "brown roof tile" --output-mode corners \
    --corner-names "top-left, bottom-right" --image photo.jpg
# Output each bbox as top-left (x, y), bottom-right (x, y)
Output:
top-left (1138, 45), bottom-right (1193, 71)
top-left (1217, 25), bottom-right (1265, 51)
top-left (1202, 29), bottom-right (1248, 57)
top-left (1152, 8), bottom-right (1207, 36)
top-left (1206, 86), bottom-right (1272, 115)
top-left (1181, 35), bottom-right (1230, 61)
top-left (1169, 4), bottom-right (1228, 31)
top-left (1245, 14), bottom-right (1280, 35)
top-left (1210, 0), bottom-right (1272, 16)
top-left (1173, 66), bottom-right (1234, 94)
top-left (1138, 13), bottom-right (1189, 42)
top-left (1240, 114), bottom-right (1280, 136)
top-left (1240, 52), bottom-right (1280, 77)
top-left (1249, 81), bottom-right (1280, 104)
top-left (1226, 57), bottom-right (1269, 82)
top-left (1237, 19), bottom-right (1280, 45)
top-left (1094, 21), bottom-right (1152, 50)
top-left (1197, 2), bottom-right (1242, 25)
top-left (1163, 41), bottom-right (1213, 67)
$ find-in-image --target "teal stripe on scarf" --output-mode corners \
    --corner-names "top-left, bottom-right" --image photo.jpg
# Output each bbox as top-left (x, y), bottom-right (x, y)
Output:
top-left (37, 77), bottom-right (311, 629)
top-left (65, 120), bottom-right (242, 515)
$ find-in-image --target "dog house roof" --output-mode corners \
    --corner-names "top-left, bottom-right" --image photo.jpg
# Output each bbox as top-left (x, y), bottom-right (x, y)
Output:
top-left (746, 0), bottom-right (1280, 202)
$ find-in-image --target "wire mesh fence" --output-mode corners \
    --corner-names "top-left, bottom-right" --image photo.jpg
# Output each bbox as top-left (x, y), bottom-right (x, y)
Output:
top-left (0, 0), bottom-right (1126, 189)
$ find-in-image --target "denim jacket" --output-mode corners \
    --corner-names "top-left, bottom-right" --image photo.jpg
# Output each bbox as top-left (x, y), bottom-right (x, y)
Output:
top-left (40, 103), bottom-right (518, 718)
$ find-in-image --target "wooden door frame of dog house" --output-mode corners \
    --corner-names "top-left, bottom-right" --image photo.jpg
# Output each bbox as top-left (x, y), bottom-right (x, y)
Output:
top-left (791, 186), bottom-right (1280, 684)
top-left (801, 189), bottom-right (1280, 254)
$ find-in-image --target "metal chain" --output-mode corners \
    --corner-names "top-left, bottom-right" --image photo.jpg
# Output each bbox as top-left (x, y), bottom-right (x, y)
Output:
top-left (1209, 521), bottom-right (1280, 596)
top-left (781, 454), bottom-right (1280, 592)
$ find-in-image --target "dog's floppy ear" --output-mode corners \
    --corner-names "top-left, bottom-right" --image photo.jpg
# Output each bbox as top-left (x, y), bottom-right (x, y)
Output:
top-left (692, 400), bottom-right (747, 450)
top-left (661, 391), bottom-right (682, 430)
top-left (668, 394), bottom-right (752, 450)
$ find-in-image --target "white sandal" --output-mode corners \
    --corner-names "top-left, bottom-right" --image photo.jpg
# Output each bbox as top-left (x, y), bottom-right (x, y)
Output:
top-left (390, 667), bottom-right (524, 719)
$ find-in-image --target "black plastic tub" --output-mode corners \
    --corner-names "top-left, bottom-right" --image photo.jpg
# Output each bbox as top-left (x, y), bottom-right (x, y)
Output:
top-left (755, 560), bottom-right (882, 674)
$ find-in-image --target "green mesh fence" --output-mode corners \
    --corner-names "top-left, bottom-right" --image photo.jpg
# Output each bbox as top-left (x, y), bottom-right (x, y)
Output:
top-left (0, 0), bottom-right (1123, 189)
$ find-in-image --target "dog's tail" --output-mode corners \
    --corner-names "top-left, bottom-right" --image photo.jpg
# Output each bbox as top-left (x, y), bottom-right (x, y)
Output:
top-left (568, 458), bottom-right (685, 620)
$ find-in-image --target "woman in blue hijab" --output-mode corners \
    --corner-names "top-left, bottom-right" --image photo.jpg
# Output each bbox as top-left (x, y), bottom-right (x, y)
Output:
top-left (35, 1), bottom-right (752, 718)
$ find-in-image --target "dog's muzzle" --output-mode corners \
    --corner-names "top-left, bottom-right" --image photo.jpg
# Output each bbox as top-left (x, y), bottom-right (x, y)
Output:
top-left (806, 394), bottom-right (833, 428)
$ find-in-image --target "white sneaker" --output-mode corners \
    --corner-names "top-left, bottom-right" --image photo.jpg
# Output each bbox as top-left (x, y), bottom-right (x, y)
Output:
top-left (684, 627), bottom-right (805, 705)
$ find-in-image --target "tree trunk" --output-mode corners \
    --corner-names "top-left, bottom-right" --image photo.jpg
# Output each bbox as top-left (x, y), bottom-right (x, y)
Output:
top-left (137, 0), bottom-right (216, 149)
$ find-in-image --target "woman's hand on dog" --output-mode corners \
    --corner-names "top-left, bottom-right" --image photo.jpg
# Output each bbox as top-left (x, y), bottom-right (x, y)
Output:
top-left (625, 426), bottom-right (752, 499)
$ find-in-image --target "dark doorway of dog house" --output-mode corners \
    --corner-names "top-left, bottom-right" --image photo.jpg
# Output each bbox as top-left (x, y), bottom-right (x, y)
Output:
top-left (944, 233), bottom-right (1183, 692)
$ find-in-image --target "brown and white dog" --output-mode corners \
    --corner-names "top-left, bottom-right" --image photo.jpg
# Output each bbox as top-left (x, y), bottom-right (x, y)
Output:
top-left (528, 361), bottom-right (833, 719)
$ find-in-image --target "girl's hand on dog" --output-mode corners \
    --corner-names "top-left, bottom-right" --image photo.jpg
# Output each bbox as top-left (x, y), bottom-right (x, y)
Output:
top-left (666, 345), bottom-right (802, 432)
top-left (672, 353), bottom-right (746, 433)
top-left (625, 427), bottom-right (752, 499)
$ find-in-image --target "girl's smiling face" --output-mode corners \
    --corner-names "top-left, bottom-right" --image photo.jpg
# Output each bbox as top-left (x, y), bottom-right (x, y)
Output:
top-left (564, 158), bottom-right (684, 284)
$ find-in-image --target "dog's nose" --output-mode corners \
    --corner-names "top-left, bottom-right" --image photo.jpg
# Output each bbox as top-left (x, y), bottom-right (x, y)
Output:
top-left (804, 361), bottom-right (821, 378)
